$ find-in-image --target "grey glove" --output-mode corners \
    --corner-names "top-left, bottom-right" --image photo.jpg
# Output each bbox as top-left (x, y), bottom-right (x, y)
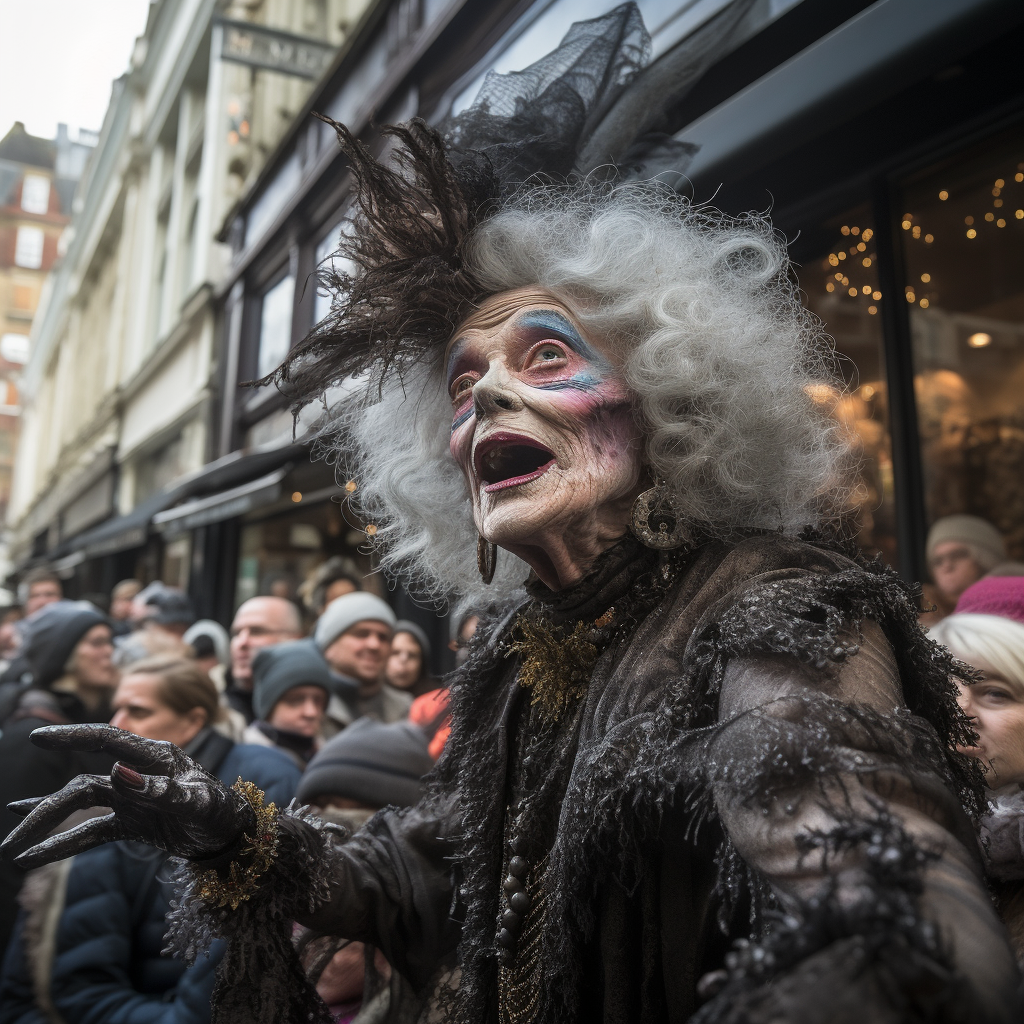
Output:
top-left (2, 724), bottom-right (255, 869)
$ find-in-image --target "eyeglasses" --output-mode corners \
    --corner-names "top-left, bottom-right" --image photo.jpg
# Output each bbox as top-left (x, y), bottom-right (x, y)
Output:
top-left (929, 546), bottom-right (974, 570)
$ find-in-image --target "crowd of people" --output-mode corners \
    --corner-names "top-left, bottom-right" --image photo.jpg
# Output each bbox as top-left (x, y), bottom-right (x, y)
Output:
top-left (1, 516), bottom-right (1024, 1020)
top-left (0, 564), bottom-right (470, 1023)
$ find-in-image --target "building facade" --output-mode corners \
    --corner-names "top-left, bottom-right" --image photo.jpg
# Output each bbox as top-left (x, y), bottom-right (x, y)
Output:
top-left (9, 0), bottom-right (365, 607)
top-left (11, 0), bottom-right (1024, 663)
top-left (183, 0), bottom-right (1024, 648)
top-left (0, 122), bottom-right (94, 569)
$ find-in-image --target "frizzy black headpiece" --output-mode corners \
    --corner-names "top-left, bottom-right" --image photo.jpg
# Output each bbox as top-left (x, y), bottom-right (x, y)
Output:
top-left (270, 117), bottom-right (500, 402)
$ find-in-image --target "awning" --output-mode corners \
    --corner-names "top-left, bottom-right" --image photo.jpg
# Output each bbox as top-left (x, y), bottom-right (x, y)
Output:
top-left (76, 489), bottom-right (173, 558)
top-left (151, 466), bottom-right (290, 535)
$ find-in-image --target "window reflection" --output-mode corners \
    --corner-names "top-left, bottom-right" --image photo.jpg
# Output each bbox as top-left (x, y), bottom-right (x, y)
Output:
top-left (257, 273), bottom-right (295, 379)
top-left (901, 128), bottom-right (1024, 561)
top-left (797, 203), bottom-right (897, 564)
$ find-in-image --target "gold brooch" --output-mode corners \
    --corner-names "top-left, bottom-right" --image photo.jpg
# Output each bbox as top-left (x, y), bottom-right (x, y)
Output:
top-left (193, 779), bottom-right (280, 910)
top-left (509, 616), bottom-right (599, 722)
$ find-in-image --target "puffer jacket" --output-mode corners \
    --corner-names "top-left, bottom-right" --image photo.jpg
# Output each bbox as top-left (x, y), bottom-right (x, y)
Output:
top-left (0, 734), bottom-right (300, 1023)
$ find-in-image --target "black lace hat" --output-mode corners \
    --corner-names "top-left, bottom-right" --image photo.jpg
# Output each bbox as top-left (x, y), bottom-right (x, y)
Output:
top-left (271, 0), bottom-right (754, 404)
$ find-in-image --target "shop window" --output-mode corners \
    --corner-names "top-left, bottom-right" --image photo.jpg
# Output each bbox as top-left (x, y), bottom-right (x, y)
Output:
top-left (313, 221), bottom-right (354, 327)
top-left (234, 497), bottom-right (378, 615)
top-left (796, 202), bottom-right (897, 565)
top-left (900, 127), bottom-right (1024, 559)
top-left (257, 273), bottom-right (295, 379)
top-left (14, 226), bottom-right (44, 269)
top-left (162, 535), bottom-right (192, 591)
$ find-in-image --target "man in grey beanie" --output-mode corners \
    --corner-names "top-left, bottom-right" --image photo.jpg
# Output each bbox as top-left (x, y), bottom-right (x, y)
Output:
top-left (314, 592), bottom-right (410, 727)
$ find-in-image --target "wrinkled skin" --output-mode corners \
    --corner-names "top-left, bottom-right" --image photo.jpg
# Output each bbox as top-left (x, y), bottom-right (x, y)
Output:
top-left (1, 725), bottom-right (252, 870)
top-left (447, 287), bottom-right (645, 590)
top-left (956, 662), bottom-right (1024, 786)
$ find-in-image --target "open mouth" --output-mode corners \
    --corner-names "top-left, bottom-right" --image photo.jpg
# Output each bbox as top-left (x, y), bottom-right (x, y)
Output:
top-left (475, 434), bottom-right (556, 493)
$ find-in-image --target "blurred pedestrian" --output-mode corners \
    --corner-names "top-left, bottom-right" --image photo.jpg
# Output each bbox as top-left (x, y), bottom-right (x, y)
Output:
top-left (183, 618), bottom-right (230, 681)
top-left (409, 610), bottom-right (481, 760)
top-left (929, 577), bottom-right (1024, 964)
top-left (295, 718), bottom-right (434, 1022)
top-left (315, 593), bottom-right (409, 726)
top-left (298, 556), bottom-right (362, 618)
top-left (0, 603), bottom-right (117, 951)
top-left (0, 655), bottom-right (299, 1022)
top-left (108, 578), bottom-right (142, 637)
top-left (226, 596), bottom-right (303, 724)
top-left (243, 640), bottom-right (331, 767)
top-left (0, 607), bottom-right (22, 673)
top-left (921, 515), bottom-right (1008, 626)
top-left (17, 569), bottom-right (62, 618)
top-left (115, 583), bottom-right (196, 665)
top-left (385, 621), bottom-right (435, 698)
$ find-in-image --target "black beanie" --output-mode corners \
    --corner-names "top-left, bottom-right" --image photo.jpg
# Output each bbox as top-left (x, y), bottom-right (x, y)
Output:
top-left (251, 639), bottom-right (332, 721)
top-left (24, 601), bottom-right (109, 689)
top-left (297, 718), bottom-right (434, 809)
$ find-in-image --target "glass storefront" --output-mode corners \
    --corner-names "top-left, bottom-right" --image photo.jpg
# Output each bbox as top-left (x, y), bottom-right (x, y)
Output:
top-left (798, 203), bottom-right (897, 566)
top-left (234, 495), bottom-right (382, 619)
top-left (901, 127), bottom-right (1024, 560)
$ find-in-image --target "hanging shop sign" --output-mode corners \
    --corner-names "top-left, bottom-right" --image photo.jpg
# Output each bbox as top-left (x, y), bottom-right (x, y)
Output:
top-left (216, 17), bottom-right (336, 80)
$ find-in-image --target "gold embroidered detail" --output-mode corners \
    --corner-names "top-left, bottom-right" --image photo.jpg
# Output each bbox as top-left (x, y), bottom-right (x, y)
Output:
top-left (498, 855), bottom-right (549, 1024)
top-left (509, 617), bottom-right (598, 722)
top-left (192, 779), bottom-right (279, 910)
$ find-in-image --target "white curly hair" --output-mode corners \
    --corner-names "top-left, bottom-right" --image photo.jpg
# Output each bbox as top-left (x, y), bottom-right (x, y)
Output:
top-left (319, 182), bottom-right (854, 610)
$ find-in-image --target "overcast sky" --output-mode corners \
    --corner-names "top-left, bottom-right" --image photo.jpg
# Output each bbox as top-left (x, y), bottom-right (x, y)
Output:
top-left (0, 0), bottom-right (152, 142)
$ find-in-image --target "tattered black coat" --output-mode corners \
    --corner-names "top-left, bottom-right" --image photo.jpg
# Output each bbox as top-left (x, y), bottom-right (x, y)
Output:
top-left (174, 535), bottom-right (1019, 1024)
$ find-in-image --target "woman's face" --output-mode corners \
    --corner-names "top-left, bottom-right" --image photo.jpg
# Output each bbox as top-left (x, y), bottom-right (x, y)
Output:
top-left (956, 661), bottom-right (1024, 787)
top-left (447, 288), bottom-right (642, 552)
top-left (110, 673), bottom-right (206, 748)
top-left (72, 624), bottom-right (116, 688)
top-left (387, 631), bottom-right (423, 690)
top-left (930, 541), bottom-right (984, 602)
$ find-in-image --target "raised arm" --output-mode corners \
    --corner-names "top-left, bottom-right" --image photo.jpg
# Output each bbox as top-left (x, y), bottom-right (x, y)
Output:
top-left (702, 619), bottom-right (1019, 1022)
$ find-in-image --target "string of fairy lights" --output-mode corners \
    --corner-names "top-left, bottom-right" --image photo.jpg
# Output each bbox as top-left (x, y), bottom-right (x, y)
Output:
top-left (821, 161), bottom-right (1024, 323)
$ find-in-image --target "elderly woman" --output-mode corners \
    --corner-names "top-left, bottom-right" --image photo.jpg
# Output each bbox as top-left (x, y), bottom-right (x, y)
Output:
top-left (2, 10), bottom-right (1019, 1024)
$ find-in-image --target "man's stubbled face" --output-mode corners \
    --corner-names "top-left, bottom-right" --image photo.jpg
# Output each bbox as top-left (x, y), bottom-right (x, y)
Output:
top-left (447, 288), bottom-right (642, 566)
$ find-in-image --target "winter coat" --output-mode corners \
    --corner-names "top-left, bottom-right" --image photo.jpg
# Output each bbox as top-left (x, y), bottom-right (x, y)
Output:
top-left (0, 736), bottom-right (300, 1023)
top-left (979, 785), bottom-right (1024, 968)
top-left (0, 689), bottom-right (113, 954)
top-left (169, 534), bottom-right (1020, 1024)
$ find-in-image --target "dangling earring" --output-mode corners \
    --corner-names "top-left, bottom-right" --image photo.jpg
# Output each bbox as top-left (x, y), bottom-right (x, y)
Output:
top-left (631, 479), bottom-right (691, 550)
top-left (477, 535), bottom-right (497, 584)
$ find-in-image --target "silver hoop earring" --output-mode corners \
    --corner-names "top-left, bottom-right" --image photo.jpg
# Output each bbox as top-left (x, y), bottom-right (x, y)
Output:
top-left (477, 535), bottom-right (497, 584)
top-left (631, 482), bottom-right (691, 550)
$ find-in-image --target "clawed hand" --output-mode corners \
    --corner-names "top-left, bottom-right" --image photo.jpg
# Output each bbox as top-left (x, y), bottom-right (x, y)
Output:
top-left (1, 725), bottom-right (254, 869)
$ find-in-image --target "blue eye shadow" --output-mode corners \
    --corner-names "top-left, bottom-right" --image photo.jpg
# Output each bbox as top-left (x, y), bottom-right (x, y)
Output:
top-left (515, 310), bottom-right (608, 368)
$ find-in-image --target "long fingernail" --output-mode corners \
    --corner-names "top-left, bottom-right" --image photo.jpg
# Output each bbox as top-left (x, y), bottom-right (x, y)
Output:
top-left (112, 762), bottom-right (145, 789)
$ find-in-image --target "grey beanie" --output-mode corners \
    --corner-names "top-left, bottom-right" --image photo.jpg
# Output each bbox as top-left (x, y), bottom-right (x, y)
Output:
top-left (297, 717), bottom-right (433, 809)
top-left (314, 592), bottom-right (396, 651)
top-left (252, 639), bottom-right (332, 721)
top-left (927, 515), bottom-right (1006, 565)
top-left (394, 620), bottom-right (431, 663)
